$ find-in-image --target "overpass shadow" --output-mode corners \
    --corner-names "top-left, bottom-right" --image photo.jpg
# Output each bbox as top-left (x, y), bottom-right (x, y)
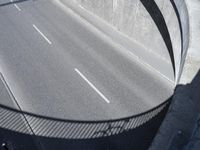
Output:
top-left (150, 69), bottom-right (200, 149)
top-left (0, 98), bottom-right (171, 150)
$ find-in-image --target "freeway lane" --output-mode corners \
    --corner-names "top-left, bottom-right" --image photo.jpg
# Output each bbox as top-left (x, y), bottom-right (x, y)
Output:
top-left (0, 0), bottom-right (173, 121)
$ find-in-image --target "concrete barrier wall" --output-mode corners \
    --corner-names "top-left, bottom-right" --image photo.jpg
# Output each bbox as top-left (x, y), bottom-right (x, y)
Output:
top-left (67, 0), bottom-right (185, 82)
top-left (179, 0), bottom-right (200, 84)
top-left (168, 0), bottom-right (190, 83)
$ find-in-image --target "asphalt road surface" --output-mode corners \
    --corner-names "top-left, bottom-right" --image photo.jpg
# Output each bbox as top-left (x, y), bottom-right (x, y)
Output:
top-left (0, 0), bottom-right (173, 121)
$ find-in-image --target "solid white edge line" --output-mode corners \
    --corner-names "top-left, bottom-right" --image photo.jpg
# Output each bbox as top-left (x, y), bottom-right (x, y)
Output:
top-left (32, 24), bottom-right (52, 45)
top-left (127, 51), bottom-right (175, 86)
top-left (74, 68), bottom-right (110, 104)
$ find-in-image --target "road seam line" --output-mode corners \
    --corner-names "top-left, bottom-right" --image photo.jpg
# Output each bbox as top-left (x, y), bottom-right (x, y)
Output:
top-left (0, 72), bottom-right (36, 136)
top-left (32, 24), bottom-right (52, 45)
top-left (74, 68), bottom-right (110, 104)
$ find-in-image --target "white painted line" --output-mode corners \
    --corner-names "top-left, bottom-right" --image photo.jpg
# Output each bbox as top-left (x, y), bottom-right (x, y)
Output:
top-left (32, 24), bottom-right (52, 45)
top-left (74, 68), bottom-right (110, 103)
top-left (14, 4), bottom-right (21, 11)
top-left (10, 0), bottom-right (21, 11)
top-left (127, 51), bottom-right (174, 86)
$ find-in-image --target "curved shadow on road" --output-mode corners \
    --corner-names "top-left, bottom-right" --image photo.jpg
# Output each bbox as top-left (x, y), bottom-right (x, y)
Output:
top-left (0, 99), bottom-right (170, 138)
top-left (0, 98), bottom-right (171, 150)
